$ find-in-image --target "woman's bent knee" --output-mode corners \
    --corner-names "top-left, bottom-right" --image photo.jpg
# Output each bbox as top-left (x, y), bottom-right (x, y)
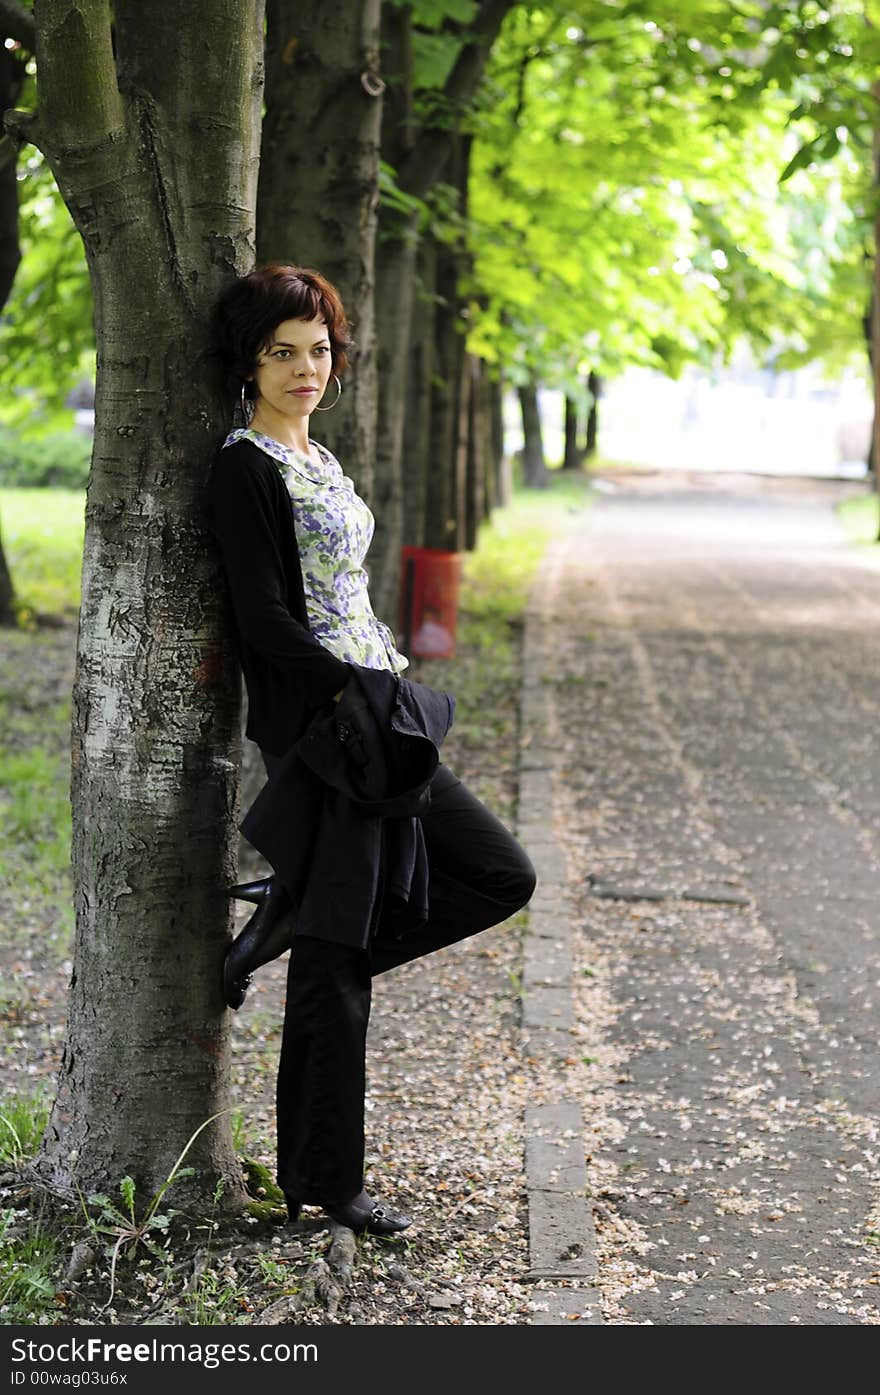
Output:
top-left (496, 848), bottom-right (537, 912)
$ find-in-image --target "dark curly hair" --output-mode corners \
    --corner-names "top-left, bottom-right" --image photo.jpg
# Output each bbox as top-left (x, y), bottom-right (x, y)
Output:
top-left (212, 263), bottom-right (354, 410)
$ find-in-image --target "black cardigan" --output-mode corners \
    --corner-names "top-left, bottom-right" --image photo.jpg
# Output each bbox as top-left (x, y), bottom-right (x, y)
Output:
top-left (205, 437), bottom-right (352, 756)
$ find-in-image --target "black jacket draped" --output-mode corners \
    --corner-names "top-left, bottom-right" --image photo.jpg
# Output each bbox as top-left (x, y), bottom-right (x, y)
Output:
top-left (240, 663), bottom-right (455, 948)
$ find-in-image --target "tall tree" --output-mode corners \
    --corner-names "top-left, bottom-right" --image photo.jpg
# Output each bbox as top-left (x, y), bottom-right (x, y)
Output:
top-left (0, 3), bottom-right (34, 625)
top-left (4, 0), bottom-right (266, 1208)
top-left (517, 379), bottom-right (547, 487)
top-left (371, 0), bottom-right (515, 619)
top-left (258, 0), bottom-right (383, 498)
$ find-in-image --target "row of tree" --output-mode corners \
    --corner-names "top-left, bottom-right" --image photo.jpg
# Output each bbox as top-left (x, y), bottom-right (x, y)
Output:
top-left (0, 0), bottom-right (877, 1207)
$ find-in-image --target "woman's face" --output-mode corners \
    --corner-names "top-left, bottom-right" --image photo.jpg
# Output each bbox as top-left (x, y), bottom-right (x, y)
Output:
top-left (249, 315), bottom-right (333, 423)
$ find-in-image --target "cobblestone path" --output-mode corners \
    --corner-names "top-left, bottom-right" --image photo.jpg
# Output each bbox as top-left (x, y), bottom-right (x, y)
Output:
top-left (543, 472), bottom-right (880, 1324)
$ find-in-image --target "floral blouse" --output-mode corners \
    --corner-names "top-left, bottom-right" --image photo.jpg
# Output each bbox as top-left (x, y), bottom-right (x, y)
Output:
top-left (222, 427), bottom-right (409, 675)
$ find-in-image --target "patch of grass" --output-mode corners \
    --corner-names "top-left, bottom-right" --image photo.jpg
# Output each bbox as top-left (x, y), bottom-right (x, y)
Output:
top-left (0, 1200), bottom-right (64, 1322)
top-left (0, 1088), bottom-right (52, 1168)
top-left (0, 1089), bottom-right (65, 1324)
top-left (0, 487), bottom-right (84, 623)
top-left (0, 624), bottom-right (75, 958)
top-left (461, 470), bottom-right (594, 627)
top-left (0, 746), bottom-right (72, 881)
top-left (836, 491), bottom-right (879, 546)
top-left (180, 1256), bottom-right (255, 1324)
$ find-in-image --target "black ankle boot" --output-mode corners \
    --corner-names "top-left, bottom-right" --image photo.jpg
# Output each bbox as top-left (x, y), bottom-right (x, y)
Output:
top-left (223, 876), bottom-right (293, 1009)
top-left (284, 1188), bottom-right (411, 1237)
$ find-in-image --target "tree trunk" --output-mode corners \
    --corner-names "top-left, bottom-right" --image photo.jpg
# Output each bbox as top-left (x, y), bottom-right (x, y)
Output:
top-left (488, 371), bottom-right (509, 508)
top-left (424, 225), bottom-right (466, 551)
top-left (873, 93), bottom-right (880, 532)
top-left (371, 0), bottom-right (516, 617)
top-left (475, 356), bottom-right (494, 523)
top-left (463, 354), bottom-right (480, 550)
top-left (367, 3), bottom-right (416, 618)
top-left (258, 0), bottom-right (382, 501)
top-left (0, 510), bottom-right (15, 626)
top-left (402, 233), bottom-right (436, 550)
top-left (373, 223), bottom-right (420, 615)
top-left (585, 369), bottom-right (601, 458)
top-left (0, 39), bottom-right (26, 627)
top-left (7, 0), bottom-right (266, 1210)
top-left (518, 381), bottom-right (548, 488)
top-left (562, 393), bottom-right (580, 470)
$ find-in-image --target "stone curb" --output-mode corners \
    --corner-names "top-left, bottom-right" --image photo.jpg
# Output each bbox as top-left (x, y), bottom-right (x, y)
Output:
top-left (517, 538), bottom-right (601, 1326)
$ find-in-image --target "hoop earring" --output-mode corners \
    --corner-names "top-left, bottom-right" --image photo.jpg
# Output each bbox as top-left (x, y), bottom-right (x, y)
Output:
top-left (314, 375), bottom-right (342, 411)
top-left (240, 383), bottom-right (254, 423)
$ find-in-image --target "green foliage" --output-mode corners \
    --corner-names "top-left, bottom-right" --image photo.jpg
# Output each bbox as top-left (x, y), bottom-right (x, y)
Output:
top-left (0, 150), bottom-right (93, 431)
top-left (0, 428), bottom-right (91, 488)
top-left (465, 1), bottom-right (871, 389)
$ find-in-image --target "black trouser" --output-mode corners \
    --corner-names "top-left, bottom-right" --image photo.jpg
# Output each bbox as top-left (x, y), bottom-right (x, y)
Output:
top-left (261, 754), bottom-right (537, 1205)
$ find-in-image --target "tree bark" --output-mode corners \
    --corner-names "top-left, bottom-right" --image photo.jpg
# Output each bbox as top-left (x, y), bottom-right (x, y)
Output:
top-left (0, 38), bottom-right (26, 626)
top-left (7, 0), bottom-right (266, 1210)
top-left (371, 0), bottom-right (516, 619)
top-left (401, 232), bottom-right (436, 550)
top-left (562, 393), bottom-right (580, 470)
top-left (424, 222), bottom-right (466, 551)
top-left (518, 380), bottom-right (548, 488)
top-left (0, 509), bottom-right (15, 626)
top-left (258, 0), bottom-right (382, 501)
top-left (475, 356), bottom-right (494, 524)
top-left (873, 89), bottom-right (880, 533)
top-left (585, 369), bottom-right (601, 458)
top-left (488, 370), bottom-right (509, 508)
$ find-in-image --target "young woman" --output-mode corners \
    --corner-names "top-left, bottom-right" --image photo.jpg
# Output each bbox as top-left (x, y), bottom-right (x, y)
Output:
top-left (207, 263), bottom-right (536, 1237)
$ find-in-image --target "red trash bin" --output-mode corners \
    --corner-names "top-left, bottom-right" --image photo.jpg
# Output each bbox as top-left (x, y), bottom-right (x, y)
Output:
top-left (398, 546), bottom-right (462, 660)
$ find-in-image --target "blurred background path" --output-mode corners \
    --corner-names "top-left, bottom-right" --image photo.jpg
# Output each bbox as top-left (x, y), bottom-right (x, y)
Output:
top-left (542, 469), bottom-right (880, 1323)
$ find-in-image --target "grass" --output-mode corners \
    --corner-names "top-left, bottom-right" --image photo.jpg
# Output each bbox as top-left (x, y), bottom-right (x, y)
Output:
top-left (0, 1089), bottom-right (64, 1324)
top-left (836, 491), bottom-right (879, 546)
top-left (0, 1087), bottom-right (52, 1167)
top-left (0, 488), bottom-right (85, 623)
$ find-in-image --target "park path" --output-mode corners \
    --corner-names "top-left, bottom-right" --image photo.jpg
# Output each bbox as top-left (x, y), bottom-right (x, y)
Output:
top-left (538, 470), bottom-right (880, 1324)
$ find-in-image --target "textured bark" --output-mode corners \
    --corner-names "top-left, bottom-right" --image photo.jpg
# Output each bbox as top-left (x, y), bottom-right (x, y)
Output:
top-left (8, 0), bottom-right (266, 1209)
top-left (873, 96), bottom-right (880, 532)
top-left (401, 233), bottom-right (436, 550)
top-left (424, 227), bottom-right (465, 551)
top-left (0, 40), bottom-right (24, 625)
top-left (371, 0), bottom-right (515, 618)
top-left (518, 381), bottom-right (548, 488)
top-left (258, 0), bottom-right (382, 500)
